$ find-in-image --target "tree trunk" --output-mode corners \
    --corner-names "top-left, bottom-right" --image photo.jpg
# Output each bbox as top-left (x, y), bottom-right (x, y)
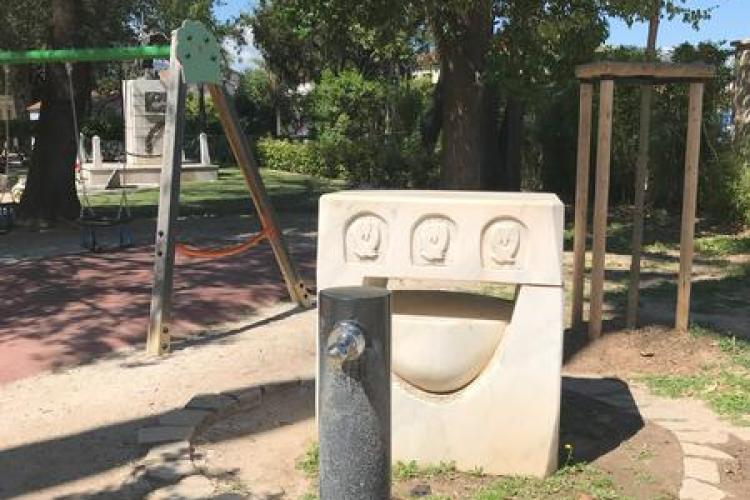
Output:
top-left (420, 75), bottom-right (443, 151)
top-left (19, 0), bottom-right (88, 224)
top-left (482, 95), bottom-right (524, 191)
top-left (434, 1), bottom-right (493, 189)
top-left (275, 105), bottom-right (282, 137)
top-left (501, 97), bottom-right (524, 191)
top-left (479, 83), bottom-right (501, 189)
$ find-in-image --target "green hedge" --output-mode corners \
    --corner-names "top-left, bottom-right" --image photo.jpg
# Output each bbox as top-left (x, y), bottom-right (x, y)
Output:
top-left (256, 137), bottom-right (331, 177)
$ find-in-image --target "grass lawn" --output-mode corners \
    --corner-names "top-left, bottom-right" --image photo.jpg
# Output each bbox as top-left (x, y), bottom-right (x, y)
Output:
top-left (297, 444), bottom-right (624, 500)
top-left (640, 325), bottom-right (750, 426)
top-left (85, 167), bottom-right (345, 219)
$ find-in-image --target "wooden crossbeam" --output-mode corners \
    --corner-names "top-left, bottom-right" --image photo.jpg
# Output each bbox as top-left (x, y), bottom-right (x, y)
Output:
top-left (576, 61), bottom-right (714, 82)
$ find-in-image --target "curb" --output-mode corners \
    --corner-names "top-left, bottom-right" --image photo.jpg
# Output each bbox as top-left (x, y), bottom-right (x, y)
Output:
top-left (130, 379), bottom-right (312, 499)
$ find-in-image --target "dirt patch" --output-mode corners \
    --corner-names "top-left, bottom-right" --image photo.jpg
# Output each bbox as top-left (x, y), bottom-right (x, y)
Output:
top-left (391, 472), bottom-right (497, 499)
top-left (564, 325), bottom-right (726, 377)
top-left (193, 380), bottom-right (686, 499)
top-left (717, 436), bottom-right (750, 499)
top-left (595, 422), bottom-right (681, 500)
top-left (193, 382), bottom-right (316, 499)
top-left (560, 385), bottom-right (682, 500)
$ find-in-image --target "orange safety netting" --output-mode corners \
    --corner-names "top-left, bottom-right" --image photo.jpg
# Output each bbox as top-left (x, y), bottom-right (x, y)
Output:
top-left (175, 227), bottom-right (274, 259)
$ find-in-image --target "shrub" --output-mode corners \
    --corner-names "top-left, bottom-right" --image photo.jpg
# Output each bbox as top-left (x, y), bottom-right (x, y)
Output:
top-left (306, 69), bottom-right (438, 187)
top-left (256, 137), bottom-right (328, 176)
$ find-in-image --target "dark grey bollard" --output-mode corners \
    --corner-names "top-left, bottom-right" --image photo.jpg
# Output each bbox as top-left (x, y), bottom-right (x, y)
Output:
top-left (318, 286), bottom-right (391, 500)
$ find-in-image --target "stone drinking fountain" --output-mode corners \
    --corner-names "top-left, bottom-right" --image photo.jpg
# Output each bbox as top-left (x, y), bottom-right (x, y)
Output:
top-left (317, 190), bottom-right (564, 477)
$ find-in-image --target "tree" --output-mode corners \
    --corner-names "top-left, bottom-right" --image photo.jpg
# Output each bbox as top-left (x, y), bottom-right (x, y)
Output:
top-left (1, 0), bottom-right (228, 226)
top-left (249, 0), bottom-right (711, 190)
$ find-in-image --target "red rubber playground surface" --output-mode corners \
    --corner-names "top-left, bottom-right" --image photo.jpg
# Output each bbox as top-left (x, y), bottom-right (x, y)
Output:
top-left (0, 241), bottom-right (315, 385)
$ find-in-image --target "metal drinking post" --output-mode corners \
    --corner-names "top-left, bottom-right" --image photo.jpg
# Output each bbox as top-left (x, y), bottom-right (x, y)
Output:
top-left (318, 286), bottom-right (391, 500)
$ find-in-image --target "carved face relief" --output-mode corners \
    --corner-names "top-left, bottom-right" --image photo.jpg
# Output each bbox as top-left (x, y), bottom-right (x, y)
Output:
top-left (345, 214), bottom-right (386, 262)
top-left (412, 216), bottom-right (455, 266)
top-left (482, 219), bottom-right (525, 269)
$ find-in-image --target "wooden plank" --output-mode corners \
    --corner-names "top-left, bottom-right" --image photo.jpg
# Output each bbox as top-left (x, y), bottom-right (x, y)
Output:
top-left (675, 83), bottom-right (705, 332)
top-left (571, 82), bottom-right (594, 328)
top-left (146, 39), bottom-right (187, 355)
top-left (208, 84), bottom-right (312, 308)
top-left (626, 85), bottom-right (653, 328)
top-left (576, 61), bottom-right (714, 82)
top-left (588, 80), bottom-right (615, 340)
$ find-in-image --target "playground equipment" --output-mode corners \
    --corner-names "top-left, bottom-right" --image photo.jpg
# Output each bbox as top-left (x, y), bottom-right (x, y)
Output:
top-left (145, 21), bottom-right (311, 353)
top-left (0, 22), bottom-right (312, 352)
top-left (317, 191), bottom-right (564, 477)
top-left (0, 46), bottom-right (165, 245)
top-left (570, 62), bottom-right (715, 338)
top-left (1, 66), bottom-right (17, 233)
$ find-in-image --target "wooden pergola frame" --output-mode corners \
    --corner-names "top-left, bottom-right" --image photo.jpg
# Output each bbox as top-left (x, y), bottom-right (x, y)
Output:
top-left (571, 61), bottom-right (716, 339)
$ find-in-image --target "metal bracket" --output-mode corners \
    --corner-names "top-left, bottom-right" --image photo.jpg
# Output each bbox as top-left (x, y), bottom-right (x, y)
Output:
top-left (174, 20), bottom-right (222, 84)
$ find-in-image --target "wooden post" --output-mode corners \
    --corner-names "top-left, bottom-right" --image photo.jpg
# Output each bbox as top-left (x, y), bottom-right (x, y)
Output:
top-left (588, 79), bottom-right (614, 340)
top-left (208, 84), bottom-right (312, 308)
top-left (146, 41), bottom-right (188, 355)
top-left (571, 82), bottom-right (594, 328)
top-left (626, 85), bottom-right (653, 328)
top-left (675, 82), bottom-right (704, 332)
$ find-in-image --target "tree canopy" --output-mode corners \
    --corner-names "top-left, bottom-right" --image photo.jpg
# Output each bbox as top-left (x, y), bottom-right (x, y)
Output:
top-left (249, 0), bottom-right (712, 189)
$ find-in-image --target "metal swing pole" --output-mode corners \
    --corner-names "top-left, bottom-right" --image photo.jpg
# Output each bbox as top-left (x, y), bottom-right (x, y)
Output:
top-left (146, 35), bottom-right (187, 355)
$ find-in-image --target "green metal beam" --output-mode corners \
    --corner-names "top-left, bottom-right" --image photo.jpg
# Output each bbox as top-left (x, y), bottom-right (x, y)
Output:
top-left (0, 45), bottom-right (171, 66)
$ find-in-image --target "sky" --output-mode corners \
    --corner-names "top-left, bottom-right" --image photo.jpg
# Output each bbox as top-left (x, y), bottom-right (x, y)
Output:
top-left (216, 0), bottom-right (750, 69)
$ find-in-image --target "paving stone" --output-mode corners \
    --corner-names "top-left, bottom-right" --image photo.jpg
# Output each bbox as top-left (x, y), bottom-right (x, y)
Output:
top-left (683, 457), bottom-right (720, 484)
top-left (186, 393), bottom-right (237, 412)
top-left (143, 441), bottom-right (192, 464)
top-left (138, 425), bottom-right (195, 445)
top-left (222, 387), bottom-right (262, 408)
top-left (674, 430), bottom-right (729, 445)
top-left (250, 486), bottom-right (285, 500)
top-left (147, 474), bottom-right (215, 499)
top-left (656, 419), bottom-right (708, 432)
top-left (261, 383), bottom-right (288, 395)
top-left (640, 402), bottom-right (690, 420)
top-left (159, 409), bottom-right (213, 427)
top-left (681, 443), bottom-right (735, 461)
top-left (679, 478), bottom-right (726, 500)
top-left (729, 427), bottom-right (750, 441)
top-left (145, 458), bottom-right (197, 482)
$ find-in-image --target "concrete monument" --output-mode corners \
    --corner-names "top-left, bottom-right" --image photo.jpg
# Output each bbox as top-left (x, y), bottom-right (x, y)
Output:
top-left (317, 190), bottom-right (564, 477)
top-left (82, 79), bottom-right (217, 189)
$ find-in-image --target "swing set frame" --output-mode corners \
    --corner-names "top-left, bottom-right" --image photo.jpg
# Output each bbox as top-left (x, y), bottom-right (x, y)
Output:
top-left (0, 21), bottom-right (312, 354)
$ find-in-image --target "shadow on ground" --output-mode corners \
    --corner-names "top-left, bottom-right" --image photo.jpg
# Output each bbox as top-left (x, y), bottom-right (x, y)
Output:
top-left (0, 216), bottom-right (317, 384)
top-left (0, 373), bottom-right (650, 499)
top-left (560, 377), bottom-right (644, 465)
top-left (0, 379), bottom-right (311, 500)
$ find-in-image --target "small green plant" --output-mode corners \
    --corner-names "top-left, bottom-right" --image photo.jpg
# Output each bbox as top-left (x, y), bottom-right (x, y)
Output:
top-left (641, 370), bottom-right (750, 426)
top-left (473, 464), bottom-right (621, 499)
top-left (694, 234), bottom-right (750, 257)
top-left (469, 466), bottom-right (486, 477)
top-left (634, 470), bottom-right (656, 485)
top-left (643, 240), bottom-right (674, 255)
top-left (393, 460), bottom-right (420, 480)
top-left (392, 460), bottom-right (456, 480)
top-left (634, 445), bottom-right (655, 462)
top-left (296, 442), bottom-right (320, 478)
top-left (563, 443), bottom-right (574, 468)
